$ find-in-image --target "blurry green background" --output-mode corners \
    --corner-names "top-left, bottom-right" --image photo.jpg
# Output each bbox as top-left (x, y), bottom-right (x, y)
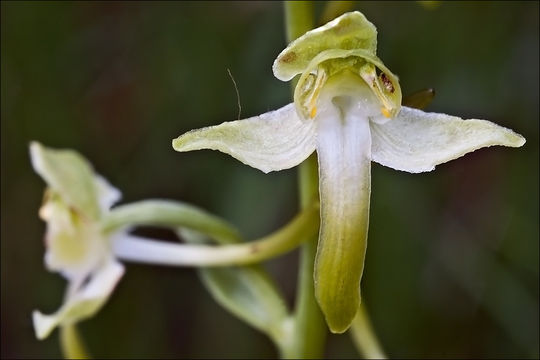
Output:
top-left (1, 1), bottom-right (538, 358)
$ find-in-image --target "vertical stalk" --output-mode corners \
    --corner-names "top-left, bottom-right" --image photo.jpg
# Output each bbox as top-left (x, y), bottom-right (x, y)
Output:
top-left (282, 2), bottom-right (327, 358)
top-left (293, 154), bottom-right (326, 358)
top-left (60, 325), bottom-right (90, 359)
top-left (285, 1), bottom-right (314, 45)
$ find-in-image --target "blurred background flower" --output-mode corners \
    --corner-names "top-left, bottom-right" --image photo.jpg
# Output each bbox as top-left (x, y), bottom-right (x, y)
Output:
top-left (1, 1), bottom-right (538, 358)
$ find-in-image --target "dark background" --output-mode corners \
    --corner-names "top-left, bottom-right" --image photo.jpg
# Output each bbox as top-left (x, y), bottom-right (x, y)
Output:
top-left (1, 1), bottom-right (538, 358)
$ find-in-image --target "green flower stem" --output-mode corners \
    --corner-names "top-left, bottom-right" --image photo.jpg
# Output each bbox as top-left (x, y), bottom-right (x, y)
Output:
top-left (103, 200), bottom-right (319, 267)
top-left (285, 1), bottom-right (314, 48)
top-left (320, 1), bottom-right (356, 24)
top-left (285, 0), bottom-right (313, 94)
top-left (350, 302), bottom-right (386, 359)
top-left (60, 325), bottom-right (90, 359)
top-left (288, 154), bottom-right (327, 359)
top-left (282, 2), bottom-right (327, 358)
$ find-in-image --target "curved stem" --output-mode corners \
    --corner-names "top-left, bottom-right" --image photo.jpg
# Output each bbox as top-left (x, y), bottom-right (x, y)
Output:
top-left (350, 302), bottom-right (386, 359)
top-left (110, 202), bottom-right (319, 267)
top-left (102, 200), bottom-right (242, 244)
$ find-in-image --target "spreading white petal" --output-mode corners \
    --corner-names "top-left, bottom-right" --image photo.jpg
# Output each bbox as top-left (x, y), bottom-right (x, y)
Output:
top-left (371, 106), bottom-right (526, 173)
top-left (314, 97), bottom-right (371, 334)
top-left (95, 175), bottom-right (122, 213)
top-left (33, 260), bottom-right (124, 340)
top-left (172, 103), bottom-right (316, 173)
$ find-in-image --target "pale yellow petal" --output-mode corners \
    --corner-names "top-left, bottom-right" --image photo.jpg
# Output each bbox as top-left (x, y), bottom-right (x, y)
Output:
top-left (172, 103), bottom-right (316, 174)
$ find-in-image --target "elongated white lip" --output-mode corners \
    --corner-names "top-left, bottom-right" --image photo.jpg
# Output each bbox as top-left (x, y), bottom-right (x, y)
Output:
top-left (313, 94), bottom-right (372, 333)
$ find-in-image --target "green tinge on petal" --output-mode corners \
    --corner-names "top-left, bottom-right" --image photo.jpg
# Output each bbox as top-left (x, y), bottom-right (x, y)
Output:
top-left (33, 260), bottom-right (124, 340)
top-left (273, 11), bottom-right (377, 81)
top-left (172, 103), bottom-right (316, 174)
top-left (371, 106), bottom-right (526, 173)
top-left (30, 142), bottom-right (102, 220)
top-left (314, 98), bottom-right (372, 333)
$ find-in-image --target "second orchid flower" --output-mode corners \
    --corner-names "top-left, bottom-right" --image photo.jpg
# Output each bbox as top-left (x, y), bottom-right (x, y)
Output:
top-left (172, 11), bottom-right (525, 333)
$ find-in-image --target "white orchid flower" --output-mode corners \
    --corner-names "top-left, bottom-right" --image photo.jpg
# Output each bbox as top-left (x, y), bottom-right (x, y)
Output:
top-left (30, 141), bottom-right (318, 341)
top-left (30, 141), bottom-right (125, 340)
top-left (172, 11), bottom-right (525, 333)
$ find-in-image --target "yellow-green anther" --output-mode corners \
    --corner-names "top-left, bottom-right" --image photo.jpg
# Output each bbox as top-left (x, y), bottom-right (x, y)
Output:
top-left (358, 62), bottom-right (400, 118)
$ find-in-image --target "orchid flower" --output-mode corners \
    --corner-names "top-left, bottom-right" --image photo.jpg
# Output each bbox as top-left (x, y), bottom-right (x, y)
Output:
top-left (172, 11), bottom-right (526, 333)
top-left (30, 141), bottom-right (316, 341)
top-left (30, 141), bottom-right (126, 340)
